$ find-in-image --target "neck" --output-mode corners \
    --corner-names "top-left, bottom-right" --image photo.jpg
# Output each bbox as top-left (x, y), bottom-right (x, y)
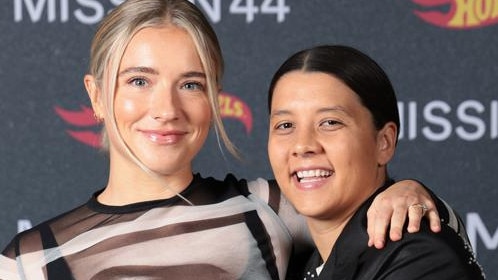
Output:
top-left (308, 177), bottom-right (390, 262)
top-left (306, 214), bottom-right (352, 262)
top-left (100, 154), bottom-right (193, 206)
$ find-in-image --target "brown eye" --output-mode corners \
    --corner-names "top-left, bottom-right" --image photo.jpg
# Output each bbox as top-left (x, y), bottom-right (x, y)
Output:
top-left (320, 119), bottom-right (344, 131)
top-left (275, 122), bottom-right (293, 130)
top-left (322, 120), bottom-right (340, 126)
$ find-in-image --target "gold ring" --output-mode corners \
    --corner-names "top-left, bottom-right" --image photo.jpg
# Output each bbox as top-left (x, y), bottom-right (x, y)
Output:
top-left (410, 203), bottom-right (429, 216)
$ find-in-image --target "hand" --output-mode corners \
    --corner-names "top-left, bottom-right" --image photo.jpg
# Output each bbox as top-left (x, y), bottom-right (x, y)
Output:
top-left (366, 180), bottom-right (441, 249)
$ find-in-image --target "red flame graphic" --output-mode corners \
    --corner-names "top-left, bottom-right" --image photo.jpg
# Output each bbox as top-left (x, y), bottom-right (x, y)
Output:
top-left (54, 105), bottom-right (102, 148)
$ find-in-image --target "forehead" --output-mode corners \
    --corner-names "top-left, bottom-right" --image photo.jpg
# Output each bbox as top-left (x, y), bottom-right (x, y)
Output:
top-left (121, 25), bottom-right (201, 65)
top-left (130, 25), bottom-right (190, 43)
top-left (271, 71), bottom-right (361, 110)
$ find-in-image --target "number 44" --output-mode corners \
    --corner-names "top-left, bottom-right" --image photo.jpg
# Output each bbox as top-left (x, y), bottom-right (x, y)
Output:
top-left (230, 0), bottom-right (290, 23)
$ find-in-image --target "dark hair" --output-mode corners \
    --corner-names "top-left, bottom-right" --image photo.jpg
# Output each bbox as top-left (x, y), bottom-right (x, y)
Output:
top-left (268, 45), bottom-right (400, 140)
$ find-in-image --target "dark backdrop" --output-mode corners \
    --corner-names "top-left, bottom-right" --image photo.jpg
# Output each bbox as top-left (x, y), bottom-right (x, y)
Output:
top-left (1, 0), bottom-right (496, 277)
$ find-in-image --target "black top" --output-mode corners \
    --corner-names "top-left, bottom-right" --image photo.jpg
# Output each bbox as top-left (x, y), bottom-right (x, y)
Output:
top-left (303, 184), bottom-right (486, 280)
top-left (1, 174), bottom-right (310, 280)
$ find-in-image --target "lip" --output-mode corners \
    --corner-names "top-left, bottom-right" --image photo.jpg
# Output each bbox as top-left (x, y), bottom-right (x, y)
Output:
top-left (291, 167), bottom-right (334, 190)
top-left (140, 129), bottom-right (188, 144)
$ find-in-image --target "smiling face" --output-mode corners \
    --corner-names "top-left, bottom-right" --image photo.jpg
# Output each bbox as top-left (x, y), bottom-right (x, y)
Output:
top-left (268, 71), bottom-right (396, 222)
top-left (107, 25), bottom-right (211, 179)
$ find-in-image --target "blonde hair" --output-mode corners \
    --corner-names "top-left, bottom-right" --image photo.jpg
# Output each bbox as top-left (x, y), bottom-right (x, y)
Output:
top-left (88, 0), bottom-right (239, 172)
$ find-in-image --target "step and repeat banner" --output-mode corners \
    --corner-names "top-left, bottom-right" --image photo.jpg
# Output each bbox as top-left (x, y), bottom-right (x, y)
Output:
top-left (1, 0), bottom-right (497, 277)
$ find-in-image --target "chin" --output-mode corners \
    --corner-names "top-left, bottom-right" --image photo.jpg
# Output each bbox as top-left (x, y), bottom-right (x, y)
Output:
top-left (293, 202), bottom-right (322, 217)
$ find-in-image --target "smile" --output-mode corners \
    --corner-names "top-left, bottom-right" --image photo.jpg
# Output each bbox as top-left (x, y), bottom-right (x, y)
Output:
top-left (141, 130), bottom-right (187, 144)
top-left (295, 169), bottom-right (332, 183)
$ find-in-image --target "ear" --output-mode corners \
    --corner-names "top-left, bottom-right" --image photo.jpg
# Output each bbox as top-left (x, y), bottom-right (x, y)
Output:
top-left (84, 74), bottom-right (104, 121)
top-left (376, 122), bottom-right (397, 166)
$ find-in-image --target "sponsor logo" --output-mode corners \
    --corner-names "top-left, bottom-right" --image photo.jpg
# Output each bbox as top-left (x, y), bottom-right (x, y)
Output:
top-left (219, 92), bottom-right (253, 134)
top-left (398, 100), bottom-right (498, 141)
top-left (14, 0), bottom-right (291, 24)
top-left (412, 0), bottom-right (498, 29)
top-left (54, 105), bottom-right (101, 148)
top-left (54, 92), bottom-right (253, 148)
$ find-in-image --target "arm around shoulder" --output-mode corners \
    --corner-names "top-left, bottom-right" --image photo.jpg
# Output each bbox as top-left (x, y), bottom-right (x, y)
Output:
top-left (366, 223), bottom-right (486, 280)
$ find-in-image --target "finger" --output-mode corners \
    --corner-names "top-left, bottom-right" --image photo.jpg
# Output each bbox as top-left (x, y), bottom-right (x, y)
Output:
top-left (420, 200), bottom-right (441, 232)
top-left (372, 207), bottom-right (393, 249)
top-left (366, 207), bottom-right (375, 247)
top-left (366, 206), bottom-right (389, 248)
top-left (407, 204), bottom-right (424, 233)
top-left (367, 195), bottom-right (394, 249)
top-left (427, 208), bottom-right (441, 233)
top-left (389, 205), bottom-right (408, 241)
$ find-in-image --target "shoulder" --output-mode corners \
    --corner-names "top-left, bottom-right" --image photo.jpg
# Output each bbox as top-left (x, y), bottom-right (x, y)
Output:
top-left (246, 178), bottom-right (286, 213)
top-left (221, 174), bottom-right (275, 202)
top-left (2, 201), bottom-right (90, 258)
top-left (331, 195), bottom-right (485, 280)
top-left (363, 223), bottom-right (485, 279)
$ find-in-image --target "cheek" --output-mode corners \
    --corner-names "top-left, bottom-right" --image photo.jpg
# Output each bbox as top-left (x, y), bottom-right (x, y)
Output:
top-left (326, 139), bottom-right (360, 167)
top-left (115, 98), bottom-right (140, 123)
top-left (267, 138), bottom-right (277, 163)
top-left (334, 140), bottom-right (377, 173)
top-left (188, 100), bottom-right (212, 129)
top-left (268, 139), bottom-right (287, 173)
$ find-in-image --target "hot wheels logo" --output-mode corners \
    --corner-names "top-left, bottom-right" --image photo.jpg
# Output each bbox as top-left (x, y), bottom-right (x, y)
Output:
top-left (218, 92), bottom-right (253, 134)
top-left (54, 92), bottom-right (253, 148)
top-left (413, 0), bottom-right (498, 29)
top-left (54, 105), bottom-right (102, 148)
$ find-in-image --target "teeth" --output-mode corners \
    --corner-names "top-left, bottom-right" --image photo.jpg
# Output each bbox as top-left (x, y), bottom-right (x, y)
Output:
top-left (296, 169), bottom-right (331, 179)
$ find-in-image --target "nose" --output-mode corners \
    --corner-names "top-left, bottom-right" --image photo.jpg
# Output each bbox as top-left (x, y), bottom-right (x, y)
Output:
top-left (150, 86), bottom-right (180, 121)
top-left (292, 128), bottom-right (323, 157)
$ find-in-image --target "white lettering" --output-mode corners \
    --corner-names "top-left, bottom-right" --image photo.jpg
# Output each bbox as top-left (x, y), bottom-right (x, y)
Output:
top-left (15, 0), bottom-right (290, 24)
top-left (398, 101), bottom-right (418, 140)
top-left (193, 0), bottom-right (222, 23)
top-left (398, 102), bottom-right (405, 139)
top-left (456, 100), bottom-right (486, 141)
top-left (110, 0), bottom-right (125, 6)
top-left (466, 212), bottom-right (498, 255)
top-left (230, 0), bottom-right (259, 23)
top-left (14, 0), bottom-right (49, 22)
top-left (492, 100), bottom-right (498, 138)
top-left (46, 0), bottom-right (56, 22)
top-left (398, 100), bottom-right (498, 141)
top-left (408, 101), bottom-right (417, 140)
top-left (261, 0), bottom-right (290, 23)
top-left (60, 0), bottom-right (69, 22)
top-left (74, 0), bottom-right (104, 25)
top-left (423, 100), bottom-right (452, 141)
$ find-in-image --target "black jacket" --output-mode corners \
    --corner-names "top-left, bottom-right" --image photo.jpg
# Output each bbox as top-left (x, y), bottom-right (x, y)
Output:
top-left (302, 183), bottom-right (486, 280)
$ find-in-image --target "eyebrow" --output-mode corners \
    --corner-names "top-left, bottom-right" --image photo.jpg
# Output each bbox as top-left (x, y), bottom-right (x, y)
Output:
top-left (270, 106), bottom-right (350, 118)
top-left (118, 66), bottom-right (206, 79)
top-left (119, 66), bottom-right (158, 76)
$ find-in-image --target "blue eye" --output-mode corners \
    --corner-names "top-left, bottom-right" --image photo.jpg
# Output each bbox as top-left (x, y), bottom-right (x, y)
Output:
top-left (129, 77), bottom-right (148, 87)
top-left (182, 81), bottom-right (205, 91)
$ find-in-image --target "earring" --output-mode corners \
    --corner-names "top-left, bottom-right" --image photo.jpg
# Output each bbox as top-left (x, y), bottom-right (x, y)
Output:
top-left (93, 113), bottom-right (103, 123)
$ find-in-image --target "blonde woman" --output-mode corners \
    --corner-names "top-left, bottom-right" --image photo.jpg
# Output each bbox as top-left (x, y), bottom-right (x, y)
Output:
top-left (1, 1), bottom-right (443, 279)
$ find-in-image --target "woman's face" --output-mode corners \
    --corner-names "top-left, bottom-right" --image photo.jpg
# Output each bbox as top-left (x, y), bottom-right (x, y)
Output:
top-left (109, 25), bottom-right (212, 177)
top-left (268, 71), bottom-right (395, 222)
